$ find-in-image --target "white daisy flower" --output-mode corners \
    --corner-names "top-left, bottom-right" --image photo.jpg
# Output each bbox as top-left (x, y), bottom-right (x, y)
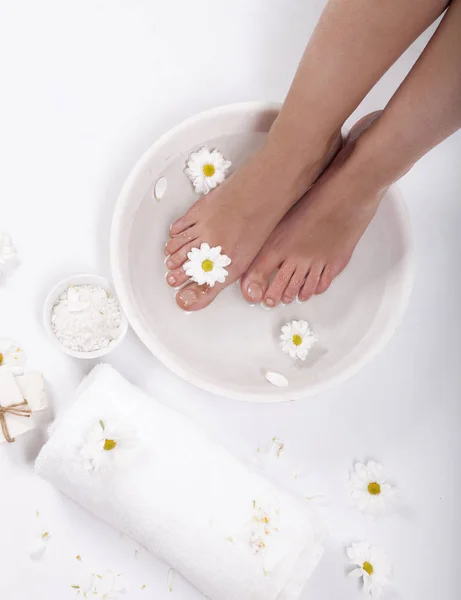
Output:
top-left (183, 242), bottom-right (231, 287)
top-left (348, 461), bottom-right (396, 516)
top-left (347, 541), bottom-right (391, 598)
top-left (0, 339), bottom-right (26, 374)
top-left (80, 419), bottom-right (139, 473)
top-left (0, 232), bottom-right (17, 276)
top-left (185, 146), bottom-right (231, 195)
top-left (280, 320), bottom-right (317, 361)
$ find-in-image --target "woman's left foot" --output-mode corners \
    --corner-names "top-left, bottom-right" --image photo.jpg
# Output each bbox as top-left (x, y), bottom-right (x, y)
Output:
top-left (240, 112), bottom-right (385, 306)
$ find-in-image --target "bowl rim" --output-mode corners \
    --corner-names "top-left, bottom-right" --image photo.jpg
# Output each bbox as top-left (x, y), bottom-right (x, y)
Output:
top-left (110, 101), bottom-right (415, 402)
top-left (43, 273), bottom-right (129, 359)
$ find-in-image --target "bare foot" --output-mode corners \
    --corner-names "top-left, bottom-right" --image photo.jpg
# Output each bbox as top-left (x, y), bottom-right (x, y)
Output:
top-left (165, 131), bottom-right (343, 311)
top-left (240, 112), bottom-right (385, 306)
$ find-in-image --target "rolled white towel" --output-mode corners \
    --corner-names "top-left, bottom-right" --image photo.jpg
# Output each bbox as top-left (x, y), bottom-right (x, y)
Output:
top-left (35, 365), bottom-right (323, 600)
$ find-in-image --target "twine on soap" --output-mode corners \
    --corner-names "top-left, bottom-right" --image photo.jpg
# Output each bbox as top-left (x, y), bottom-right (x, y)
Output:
top-left (0, 401), bottom-right (31, 443)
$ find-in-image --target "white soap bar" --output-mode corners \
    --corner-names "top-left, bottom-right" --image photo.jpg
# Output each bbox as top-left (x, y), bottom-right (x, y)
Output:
top-left (15, 371), bottom-right (47, 412)
top-left (0, 367), bottom-right (35, 443)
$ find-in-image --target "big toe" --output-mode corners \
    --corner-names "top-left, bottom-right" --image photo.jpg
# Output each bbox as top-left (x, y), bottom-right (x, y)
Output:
top-left (176, 281), bottom-right (225, 311)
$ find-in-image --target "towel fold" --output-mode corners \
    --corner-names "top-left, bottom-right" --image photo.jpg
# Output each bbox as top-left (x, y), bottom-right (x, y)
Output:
top-left (35, 365), bottom-right (323, 600)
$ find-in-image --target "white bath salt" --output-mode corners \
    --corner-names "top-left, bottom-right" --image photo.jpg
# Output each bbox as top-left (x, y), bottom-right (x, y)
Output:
top-left (51, 285), bottom-right (122, 353)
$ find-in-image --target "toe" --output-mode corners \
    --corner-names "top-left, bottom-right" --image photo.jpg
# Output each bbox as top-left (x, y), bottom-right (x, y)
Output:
top-left (263, 262), bottom-right (296, 308)
top-left (316, 260), bottom-right (349, 295)
top-left (281, 267), bottom-right (308, 304)
top-left (166, 240), bottom-right (202, 270)
top-left (176, 281), bottom-right (226, 311)
top-left (240, 252), bottom-right (280, 304)
top-left (166, 267), bottom-right (190, 288)
top-left (165, 227), bottom-right (199, 256)
top-left (170, 205), bottom-right (200, 236)
top-left (315, 263), bottom-right (342, 295)
top-left (299, 263), bottom-right (324, 301)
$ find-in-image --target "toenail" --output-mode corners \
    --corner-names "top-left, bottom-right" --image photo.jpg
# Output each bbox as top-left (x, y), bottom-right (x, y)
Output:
top-left (166, 259), bottom-right (175, 269)
top-left (265, 298), bottom-right (275, 307)
top-left (247, 282), bottom-right (263, 301)
top-left (167, 274), bottom-right (176, 285)
top-left (177, 288), bottom-right (197, 307)
top-left (282, 296), bottom-right (292, 304)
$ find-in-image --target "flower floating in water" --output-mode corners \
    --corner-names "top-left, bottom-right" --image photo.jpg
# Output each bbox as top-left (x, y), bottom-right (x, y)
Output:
top-left (347, 542), bottom-right (391, 598)
top-left (185, 146), bottom-right (231, 195)
top-left (183, 243), bottom-right (231, 287)
top-left (0, 232), bottom-right (17, 277)
top-left (348, 461), bottom-right (396, 516)
top-left (280, 320), bottom-right (317, 361)
top-left (0, 339), bottom-right (25, 374)
top-left (80, 419), bottom-right (139, 473)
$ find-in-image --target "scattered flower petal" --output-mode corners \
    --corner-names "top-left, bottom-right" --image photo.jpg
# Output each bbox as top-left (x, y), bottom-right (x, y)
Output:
top-left (154, 177), bottom-right (168, 201)
top-left (264, 370), bottom-right (288, 387)
top-left (183, 242), bottom-right (231, 287)
top-left (80, 419), bottom-right (140, 473)
top-left (97, 570), bottom-right (127, 599)
top-left (348, 461), bottom-right (396, 517)
top-left (280, 320), bottom-right (317, 361)
top-left (0, 232), bottom-right (17, 277)
top-left (347, 542), bottom-right (391, 598)
top-left (167, 568), bottom-right (175, 592)
top-left (0, 339), bottom-right (26, 374)
top-left (185, 147), bottom-right (231, 195)
top-left (72, 569), bottom-right (96, 597)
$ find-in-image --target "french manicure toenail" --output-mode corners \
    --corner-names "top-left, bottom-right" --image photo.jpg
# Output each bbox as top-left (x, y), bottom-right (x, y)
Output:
top-left (167, 275), bottom-right (176, 285)
top-left (178, 289), bottom-right (197, 307)
top-left (247, 282), bottom-right (263, 301)
top-left (166, 259), bottom-right (174, 269)
top-left (265, 298), bottom-right (275, 307)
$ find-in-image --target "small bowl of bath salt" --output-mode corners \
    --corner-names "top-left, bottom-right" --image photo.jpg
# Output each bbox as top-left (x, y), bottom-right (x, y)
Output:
top-left (43, 274), bottom-right (129, 358)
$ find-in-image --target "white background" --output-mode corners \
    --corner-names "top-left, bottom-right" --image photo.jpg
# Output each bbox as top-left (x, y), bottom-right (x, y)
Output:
top-left (1, 1), bottom-right (460, 599)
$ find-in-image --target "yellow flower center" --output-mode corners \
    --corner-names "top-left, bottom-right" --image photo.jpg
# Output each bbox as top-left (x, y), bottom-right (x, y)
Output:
top-left (201, 259), bottom-right (214, 272)
top-left (363, 561), bottom-right (374, 576)
top-left (103, 439), bottom-right (117, 451)
top-left (367, 482), bottom-right (381, 495)
top-left (0, 353), bottom-right (3, 365)
top-left (202, 163), bottom-right (215, 177)
top-left (292, 334), bottom-right (303, 346)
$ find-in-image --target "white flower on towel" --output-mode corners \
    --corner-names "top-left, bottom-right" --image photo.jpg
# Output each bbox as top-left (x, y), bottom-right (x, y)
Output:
top-left (348, 461), bottom-right (396, 517)
top-left (0, 339), bottom-right (26, 374)
top-left (280, 320), bottom-right (317, 361)
top-left (183, 243), bottom-right (231, 287)
top-left (0, 232), bottom-right (17, 277)
top-left (81, 419), bottom-right (139, 473)
top-left (185, 146), bottom-right (231, 195)
top-left (347, 542), bottom-right (391, 598)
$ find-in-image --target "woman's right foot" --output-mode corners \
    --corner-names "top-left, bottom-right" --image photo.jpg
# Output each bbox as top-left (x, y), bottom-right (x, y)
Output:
top-left (240, 112), bottom-right (386, 306)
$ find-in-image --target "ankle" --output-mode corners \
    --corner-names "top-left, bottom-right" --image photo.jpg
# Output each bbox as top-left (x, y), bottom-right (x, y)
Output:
top-left (264, 125), bottom-right (343, 197)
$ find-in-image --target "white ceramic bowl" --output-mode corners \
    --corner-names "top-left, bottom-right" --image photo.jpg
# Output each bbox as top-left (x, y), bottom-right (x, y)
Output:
top-left (43, 274), bottom-right (129, 359)
top-left (111, 102), bottom-right (414, 402)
